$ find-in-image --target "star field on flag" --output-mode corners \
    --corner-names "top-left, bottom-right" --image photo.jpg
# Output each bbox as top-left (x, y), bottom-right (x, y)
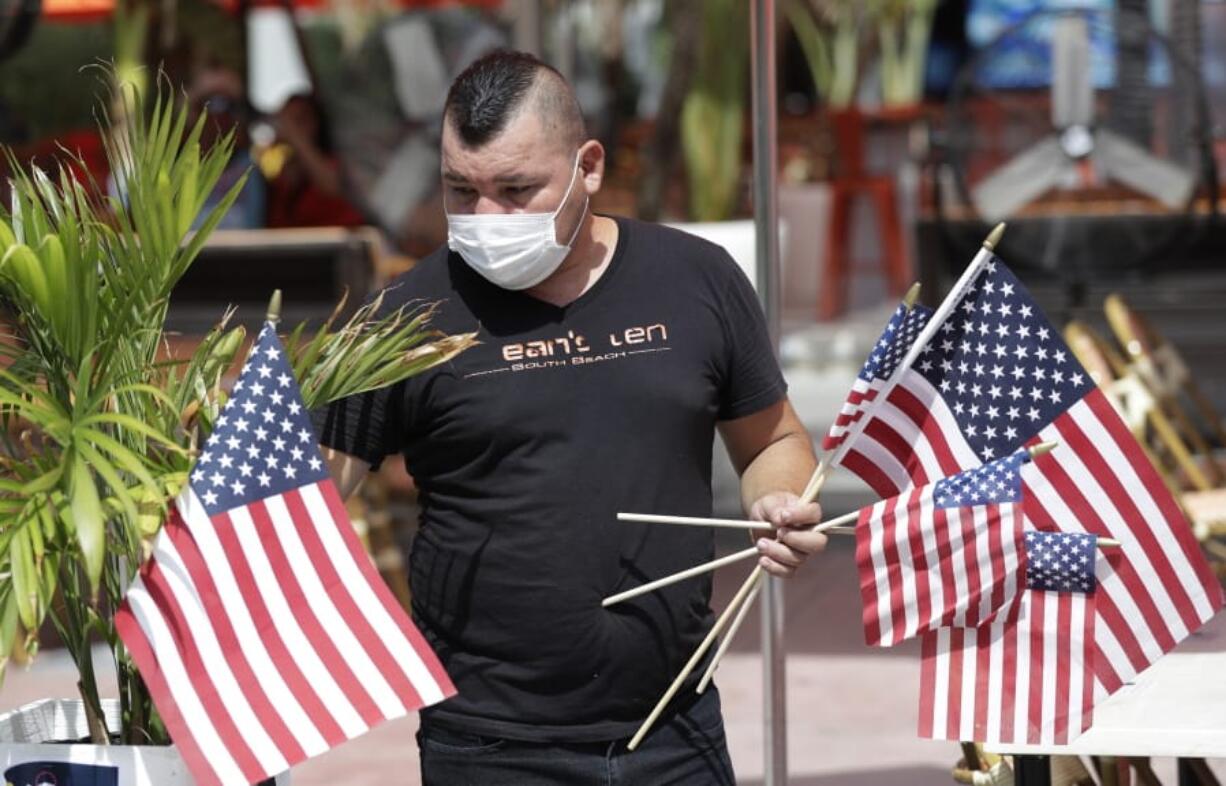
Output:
top-left (191, 332), bottom-right (329, 514)
top-left (823, 302), bottom-right (933, 452)
top-left (1024, 530), bottom-right (1097, 595)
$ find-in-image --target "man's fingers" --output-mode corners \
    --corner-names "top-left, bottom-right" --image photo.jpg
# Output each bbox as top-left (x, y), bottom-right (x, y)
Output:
top-left (778, 528), bottom-right (828, 555)
top-left (757, 538), bottom-right (804, 568)
top-left (768, 501), bottom-right (821, 528)
top-left (759, 556), bottom-right (796, 578)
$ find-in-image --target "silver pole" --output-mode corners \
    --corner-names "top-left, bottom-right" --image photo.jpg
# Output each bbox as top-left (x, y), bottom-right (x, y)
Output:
top-left (751, 0), bottom-right (782, 346)
top-left (750, 1), bottom-right (786, 784)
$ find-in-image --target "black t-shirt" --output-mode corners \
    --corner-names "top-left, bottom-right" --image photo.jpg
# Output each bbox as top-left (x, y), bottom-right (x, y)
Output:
top-left (315, 216), bottom-right (786, 742)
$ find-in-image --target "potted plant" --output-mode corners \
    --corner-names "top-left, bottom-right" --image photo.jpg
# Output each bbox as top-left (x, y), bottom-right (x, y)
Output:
top-left (873, 0), bottom-right (937, 110)
top-left (0, 76), bottom-right (474, 781)
top-left (670, 0), bottom-right (769, 287)
top-left (679, 0), bottom-right (748, 226)
top-left (785, 0), bottom-right (862, 112)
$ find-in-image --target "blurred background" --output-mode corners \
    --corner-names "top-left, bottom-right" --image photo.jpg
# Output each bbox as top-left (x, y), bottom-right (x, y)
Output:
top-left (3, 1), bottom-right (1226, 783)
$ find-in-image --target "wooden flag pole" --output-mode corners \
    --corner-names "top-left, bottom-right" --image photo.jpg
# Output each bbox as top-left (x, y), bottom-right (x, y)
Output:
top-left (625, 553), bottom-right (770, 751)
top-left (697, 578), bottom-right (763, 693)
top-left (603, 510), bottom-right (856, 607)
top-left (624, 462), bottom-right (831, 750)
top-left (616, 511), bottom-right (1118, 548)
top-left (611, 439), bottom-right (1072, 607)
top-left (616, 510), bottom-right (857, 532)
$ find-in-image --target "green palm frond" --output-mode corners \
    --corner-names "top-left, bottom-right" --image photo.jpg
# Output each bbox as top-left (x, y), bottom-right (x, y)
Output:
top-left (288, 293), bottom-right (478, 409)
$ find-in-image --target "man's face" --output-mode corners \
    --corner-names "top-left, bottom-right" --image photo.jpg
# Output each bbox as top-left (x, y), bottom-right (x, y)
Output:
top-left (441, 108), bottom-right (595, 243)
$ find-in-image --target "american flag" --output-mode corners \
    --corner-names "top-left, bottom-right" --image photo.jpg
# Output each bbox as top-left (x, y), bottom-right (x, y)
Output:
top-left (115, 323), bottom-right (454, 786)
top-left (856, 450), bottom-right (1026, 647)
top-left (832, 254), bottom-right (1221, 742)
top-left (921, 530), bottom-right (1098, 745)
top-left (823, 303), bottom-right (932, 452)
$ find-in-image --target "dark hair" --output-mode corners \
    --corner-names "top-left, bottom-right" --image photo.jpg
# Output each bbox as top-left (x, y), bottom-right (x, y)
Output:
top-left (443, 49), bottom-right (583, 148)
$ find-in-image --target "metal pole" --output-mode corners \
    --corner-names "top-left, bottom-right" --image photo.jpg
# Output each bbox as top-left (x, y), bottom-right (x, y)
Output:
top-left (750, 1), bottom-right (786, 784)
top-left (751, 0), bottom-right (781, 346)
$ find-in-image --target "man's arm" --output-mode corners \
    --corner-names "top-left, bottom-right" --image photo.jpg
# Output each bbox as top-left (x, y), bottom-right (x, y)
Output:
top-left (322, 447), bottom-right (372, 499)
top-left (718, 398), bottom-right (827, 578)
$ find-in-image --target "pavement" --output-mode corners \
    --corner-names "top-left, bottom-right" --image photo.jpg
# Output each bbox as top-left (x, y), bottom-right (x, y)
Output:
top-left (3, 301), bottom-right (1223, 784)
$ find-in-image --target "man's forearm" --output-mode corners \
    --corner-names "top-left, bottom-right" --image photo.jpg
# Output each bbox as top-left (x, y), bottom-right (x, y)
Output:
top-left (738, 431), bottom-right (818, 514)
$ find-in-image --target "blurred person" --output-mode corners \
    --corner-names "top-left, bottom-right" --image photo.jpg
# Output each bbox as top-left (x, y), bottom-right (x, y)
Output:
top-left (265, 92), bottom-right (365, 228)
top-left (315, 51), bottom-right (826, 785)
top-left (188, 65), bottom-right (266, 230)
top-left (327, 6), bottom-right (507, 256)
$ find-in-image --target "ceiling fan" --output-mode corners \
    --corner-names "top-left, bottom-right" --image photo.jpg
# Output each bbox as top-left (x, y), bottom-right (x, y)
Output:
top-left (937, 5), bottom-right (1217, 292)
top-left (970, 13), bottom-right (1197, 222)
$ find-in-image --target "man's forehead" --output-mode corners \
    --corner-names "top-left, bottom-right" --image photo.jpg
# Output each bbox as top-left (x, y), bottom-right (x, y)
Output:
top-left (442, 110), bottom-right (570, 174)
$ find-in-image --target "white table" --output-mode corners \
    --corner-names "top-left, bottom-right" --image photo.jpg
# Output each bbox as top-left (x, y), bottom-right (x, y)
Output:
top-left (989, 610), bottom-right (1226, 784)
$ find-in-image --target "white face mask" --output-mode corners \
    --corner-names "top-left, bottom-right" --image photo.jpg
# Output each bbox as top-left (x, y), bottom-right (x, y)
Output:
top-left (446, 154), bottom-right (588, 291)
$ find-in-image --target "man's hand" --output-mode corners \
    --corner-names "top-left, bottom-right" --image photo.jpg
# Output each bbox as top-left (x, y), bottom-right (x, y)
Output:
top-left (719, 399), bottom-right (825, 577)
top-left (749, 492), bottom-right (827, 578)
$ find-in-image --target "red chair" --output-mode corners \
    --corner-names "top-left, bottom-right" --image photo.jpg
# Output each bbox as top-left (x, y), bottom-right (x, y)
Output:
top-left (819, 108), bottom-right (914, 320)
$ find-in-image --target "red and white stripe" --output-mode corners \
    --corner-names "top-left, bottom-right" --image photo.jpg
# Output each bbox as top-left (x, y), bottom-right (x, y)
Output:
top-left (838, 369), bottom-right (974, 497)
top-left (919, 587), bottom-right (1096, 745)
top-left (853, 371), bottom-right (1223, 740)
top-left (115, 481), bottom-right (454, 786)
top-left (856, 484), bottom-right (1023, 647)
top-left (1021, 389), bottom-right (1221, 692)
top-left (822, 377), bottom-right (883, 452)
top-left (843, 371), bottom-right (1220, 687)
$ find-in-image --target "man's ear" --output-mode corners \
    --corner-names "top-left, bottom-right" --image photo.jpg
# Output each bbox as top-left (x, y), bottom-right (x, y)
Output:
top-left (579, 140), bottom-right (605, 194)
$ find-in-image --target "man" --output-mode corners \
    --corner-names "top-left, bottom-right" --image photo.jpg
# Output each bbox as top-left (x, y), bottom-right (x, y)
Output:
top-left (318, 50), bottom-right (827, 784)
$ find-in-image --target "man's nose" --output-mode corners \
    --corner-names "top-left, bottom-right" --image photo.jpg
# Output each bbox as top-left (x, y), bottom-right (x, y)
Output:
top-left (473, 195), bottom-right (511, 215)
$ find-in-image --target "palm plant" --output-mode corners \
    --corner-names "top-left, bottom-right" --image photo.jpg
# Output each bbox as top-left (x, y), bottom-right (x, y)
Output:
top-left (786, 0), bottom-right (937, 110)
top-left (680, 0), bottom-right (748, 222)
top-left (0, 77), bottom-right (475, 745)
top-left (785, 0), bottom-right (864, 110)
top-left (873, 0), bottom-right (937, 108)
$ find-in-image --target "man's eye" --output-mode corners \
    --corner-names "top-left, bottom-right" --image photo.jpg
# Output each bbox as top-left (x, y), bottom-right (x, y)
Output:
top-left (451, 186), bottom-right (476, 198)
top-left (506, 185), bottom-right (532, 195)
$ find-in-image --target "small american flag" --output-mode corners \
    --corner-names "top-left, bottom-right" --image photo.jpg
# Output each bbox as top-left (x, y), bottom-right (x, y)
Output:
top-left (921, 530), bottom-right (1098, 745)
top-left (116, 323), bottom-right (454, 786)
top-left (856, 451), bottom-right (1026, 647)
top-left (822, 303), bottom-right (932, 452)
top-left (830, 253), bottom-right (1221, 743)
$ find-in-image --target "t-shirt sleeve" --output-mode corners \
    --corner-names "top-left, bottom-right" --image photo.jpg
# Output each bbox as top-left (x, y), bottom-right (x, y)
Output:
top-left (310, 381), bottom-right (406, 470)
top-left (713, 254), bottom-right (788, 421)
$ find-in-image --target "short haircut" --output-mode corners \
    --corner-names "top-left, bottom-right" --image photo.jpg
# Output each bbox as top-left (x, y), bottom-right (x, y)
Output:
top-left (443, 49), bottom-right (585, 151)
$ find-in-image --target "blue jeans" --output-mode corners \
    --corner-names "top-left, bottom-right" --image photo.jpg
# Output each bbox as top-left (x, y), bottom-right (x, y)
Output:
top-left (417, 688), bottom-right (736, 785)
